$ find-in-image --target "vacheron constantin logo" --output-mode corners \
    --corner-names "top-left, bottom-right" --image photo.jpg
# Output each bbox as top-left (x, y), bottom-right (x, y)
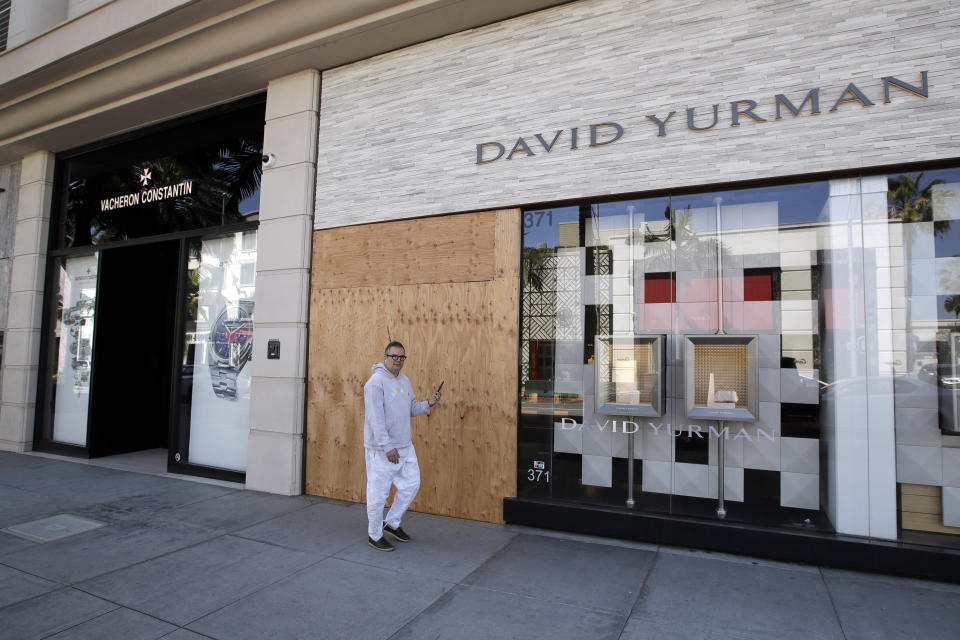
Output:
top-left (100, 165), bottom-right (192, 212)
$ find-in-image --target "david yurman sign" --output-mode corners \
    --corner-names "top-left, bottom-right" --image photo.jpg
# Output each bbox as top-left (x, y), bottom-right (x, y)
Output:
top-left (475, 71), bottom-right (928, 165)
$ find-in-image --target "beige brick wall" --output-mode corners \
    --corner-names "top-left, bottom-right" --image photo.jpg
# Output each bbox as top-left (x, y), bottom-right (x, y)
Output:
top-left (314, 0), bottom-right (960, 230)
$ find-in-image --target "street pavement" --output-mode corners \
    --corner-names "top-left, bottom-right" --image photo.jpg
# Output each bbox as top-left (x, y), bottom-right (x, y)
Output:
top-left (1, 450), bottom-right (959, 639)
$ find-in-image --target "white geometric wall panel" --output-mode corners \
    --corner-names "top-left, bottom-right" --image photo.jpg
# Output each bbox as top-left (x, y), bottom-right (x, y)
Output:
top-left (781, 472), bottom-right (820, 510)
top-left (944, 449), bottom-right (960, 489)
top-left (554, 422), bottom-right (582, 455)
top-left (642, 460), bottom-right (671, 495)
top-left (781, 437), bottom-right (819, 475)
top-left (582, 454), bottom-right (612, 488)
top-left (896, 444), bottom-right (942, 486)
top-left (708, 466), bottom-right (744, 503)
top-left (673, 463), bottom-right (710, 499)
top-left (942, 487), bottom-right (960, 528)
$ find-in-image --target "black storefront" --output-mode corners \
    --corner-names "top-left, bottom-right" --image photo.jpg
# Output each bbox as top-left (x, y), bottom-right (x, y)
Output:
top-left (33, 98), bottom-right (265, 482)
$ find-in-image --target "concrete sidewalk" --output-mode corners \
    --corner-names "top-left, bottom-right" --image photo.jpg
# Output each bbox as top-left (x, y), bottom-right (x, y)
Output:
top-left (1, 451), bottom-right (959, 640)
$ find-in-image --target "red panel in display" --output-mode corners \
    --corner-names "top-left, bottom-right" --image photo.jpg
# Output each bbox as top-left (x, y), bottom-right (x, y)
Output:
top-left (743, 271), bottom-right (773, 301)
top-left (644, 274), bottom-right (675, 303)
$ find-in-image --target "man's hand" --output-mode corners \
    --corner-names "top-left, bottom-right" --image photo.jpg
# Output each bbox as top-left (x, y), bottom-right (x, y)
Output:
top-left (386, 448), bottom-right (399, 464)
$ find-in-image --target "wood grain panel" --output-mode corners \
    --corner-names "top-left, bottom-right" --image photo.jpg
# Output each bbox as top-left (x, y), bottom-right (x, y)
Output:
top-left (312, 212), bottom-right (498, 289)
top-left (901, 493), bottom-right (940, 515)
top-left (899, 483), bottom-right (960, 535)
top-left (306, 209), bottom-right (520, 523)
top-left (902, 512), bottom-right (960, 535)
top-left (901, 483), bottom-right (939, 496)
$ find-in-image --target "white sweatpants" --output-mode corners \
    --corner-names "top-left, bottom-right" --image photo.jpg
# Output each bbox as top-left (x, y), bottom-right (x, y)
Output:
top-left (365, 445), bottom-right (420, 540)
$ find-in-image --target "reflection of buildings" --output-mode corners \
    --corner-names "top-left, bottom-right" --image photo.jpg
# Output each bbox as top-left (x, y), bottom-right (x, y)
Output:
top-left (522, 201), bottom-right (828, 504)
top-left (186, 231), bottom-right (257, 370)
top-left (51, 255), bottom-right (99, 444)
top-left (520, 180), bottom-right (960, 531)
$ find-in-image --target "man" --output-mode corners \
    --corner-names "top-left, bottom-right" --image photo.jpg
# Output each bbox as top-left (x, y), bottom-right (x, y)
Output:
top-left (363, 341), bottom-right (441, 551)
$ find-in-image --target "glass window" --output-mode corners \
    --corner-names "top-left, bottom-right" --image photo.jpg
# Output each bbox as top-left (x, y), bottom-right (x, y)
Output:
top-left (175, 231), bottom-right (256, 471)
top-left (519, 179), bottom-right (858, 532)
top-left (42, 254), bottom-right (100, 445)
top-left (890, 166), bottom-right (960, 546)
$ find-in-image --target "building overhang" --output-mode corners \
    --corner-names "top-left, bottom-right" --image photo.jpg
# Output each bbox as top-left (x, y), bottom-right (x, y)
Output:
top-left (0, 0), bottom-right (571, 164)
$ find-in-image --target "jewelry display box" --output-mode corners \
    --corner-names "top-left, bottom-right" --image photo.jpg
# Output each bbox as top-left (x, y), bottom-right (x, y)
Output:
top-left (684, 334), bottom-right (759, 422)
top-left (594, 334), bottom-right (665, 417)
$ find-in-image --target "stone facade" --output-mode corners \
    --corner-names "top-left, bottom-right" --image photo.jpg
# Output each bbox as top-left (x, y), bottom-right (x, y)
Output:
top-left (315, 0), bottom-right (960, 229)
top-left (0, 161), bottom-right (20, 332)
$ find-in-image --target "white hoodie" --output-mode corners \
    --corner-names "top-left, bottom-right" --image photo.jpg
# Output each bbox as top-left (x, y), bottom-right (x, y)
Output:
top-left (363, 362), bottom-right (431, 451)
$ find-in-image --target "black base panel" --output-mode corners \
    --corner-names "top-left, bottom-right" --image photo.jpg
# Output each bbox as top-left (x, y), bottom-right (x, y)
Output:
top-left (503, 497), bottom-right (960, 583)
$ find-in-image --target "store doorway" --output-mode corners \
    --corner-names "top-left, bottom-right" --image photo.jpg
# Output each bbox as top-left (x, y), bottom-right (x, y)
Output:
top-left (87, 240), bottom-right (180, 457)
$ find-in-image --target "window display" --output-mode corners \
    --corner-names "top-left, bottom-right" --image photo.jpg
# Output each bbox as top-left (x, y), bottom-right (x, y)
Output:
top-left (519, 183), bottom-right (835, 529)
top-left (594, 334), bottom-right (664, 416)
top-left (518, 166), bottom-right (960, 547)
top-left (49, 254), bottom-right (99, 445)
top-left (684, 335), bottom-right (758, 422)
top-left (178, 232), bottom-right (257, 471)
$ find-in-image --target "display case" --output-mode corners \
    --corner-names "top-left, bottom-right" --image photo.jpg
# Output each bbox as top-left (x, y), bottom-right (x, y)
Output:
top-left (946, 333), bottom-right (960, 435)
top-left (684, 334), bottom-right (759, 422)
top-left (594, 334), bottom-right (665, 416)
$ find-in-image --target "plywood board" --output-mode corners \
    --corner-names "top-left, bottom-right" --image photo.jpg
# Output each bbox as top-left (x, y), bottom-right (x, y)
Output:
top-left (312, 211), bottom-right (501, 289)
top-left (306, 209), bottom-right (520, 523)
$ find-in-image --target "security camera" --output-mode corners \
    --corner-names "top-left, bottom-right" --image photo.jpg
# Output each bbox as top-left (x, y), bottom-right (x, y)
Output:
top-left (261, 153), bottom-right (277, 168)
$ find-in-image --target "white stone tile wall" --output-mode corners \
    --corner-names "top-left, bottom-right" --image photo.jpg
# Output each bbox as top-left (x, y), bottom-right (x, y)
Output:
top-left (245, 69), bottom-right (319, 495)
top-left (0, 152), bottom-right (52, 453)
top-left (0, 162), bottom-right (21, 332)
top-left (315, 0), bottom-right (960, 230)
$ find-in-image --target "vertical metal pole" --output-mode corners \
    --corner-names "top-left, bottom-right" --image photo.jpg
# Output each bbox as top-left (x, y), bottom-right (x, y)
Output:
top-left (713, 198), bottom-right (727, 519)
top-left (716, 420), bottom-right (726, 518)
top-left (626, 429), bottom-right (635, 508)
top-left (627, 204), bottom-right (636, 509)
top-left (714, 197), bottom-right (725, 335)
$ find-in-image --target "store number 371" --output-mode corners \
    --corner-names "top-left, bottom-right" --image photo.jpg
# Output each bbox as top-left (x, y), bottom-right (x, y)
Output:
top-left (527, 460), bottom-right (550, 483)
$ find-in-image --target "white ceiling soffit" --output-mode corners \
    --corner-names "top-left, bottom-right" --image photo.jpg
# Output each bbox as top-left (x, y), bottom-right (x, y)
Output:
top-left (0, 0), bottom-right (571, 163)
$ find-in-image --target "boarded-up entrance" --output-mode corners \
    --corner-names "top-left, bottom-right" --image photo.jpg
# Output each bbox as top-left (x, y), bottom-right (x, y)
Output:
top-left (305, 209), bottom-right (520, 522)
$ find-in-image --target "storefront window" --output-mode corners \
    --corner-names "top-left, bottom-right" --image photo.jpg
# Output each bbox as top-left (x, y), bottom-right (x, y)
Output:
top-left (176, 231), bottom-right (256, 471)
top-left (45, 254), bottom-right (99, 445)
top-left (890, 167), bottom-right (960, 545)
top-left (518, 178), bottom-right (876, 532)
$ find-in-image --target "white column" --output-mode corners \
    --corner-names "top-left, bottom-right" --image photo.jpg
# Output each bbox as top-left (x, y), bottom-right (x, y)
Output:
top-left (861, 175), bottom-right (900, 540)
top-left (0, 151), bottom-right (53, 452)
top-left (245, 69), bottom-right (319, 495)
top-left (820, 177), bottom-right (871, 536)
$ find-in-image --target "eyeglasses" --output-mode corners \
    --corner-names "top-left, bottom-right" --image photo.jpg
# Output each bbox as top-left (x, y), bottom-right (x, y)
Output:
top-left (386, 354), bottom-right (407, 361)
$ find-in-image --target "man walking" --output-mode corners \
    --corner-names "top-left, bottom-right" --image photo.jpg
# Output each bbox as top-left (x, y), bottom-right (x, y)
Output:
top-left (364, 341), bottom-right (441, 551)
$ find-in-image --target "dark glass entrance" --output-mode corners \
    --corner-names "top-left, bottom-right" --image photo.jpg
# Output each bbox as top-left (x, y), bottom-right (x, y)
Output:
top-left (87, 241), bottom-right (179, 457)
